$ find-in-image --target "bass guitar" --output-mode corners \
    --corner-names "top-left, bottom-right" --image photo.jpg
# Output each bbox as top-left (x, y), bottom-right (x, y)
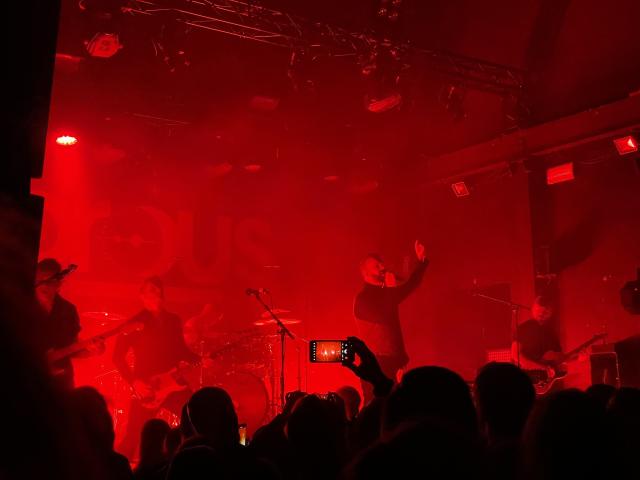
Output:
top-left (527, 333), bottom-right (607, 395)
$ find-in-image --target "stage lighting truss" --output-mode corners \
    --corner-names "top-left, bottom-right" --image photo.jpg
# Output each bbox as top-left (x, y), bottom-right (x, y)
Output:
top-left (125, 0), bottom-right (524, 96)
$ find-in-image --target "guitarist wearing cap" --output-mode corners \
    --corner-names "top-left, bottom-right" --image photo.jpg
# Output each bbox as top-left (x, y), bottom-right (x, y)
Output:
top-left (35, 258), bottom-right (104, 389)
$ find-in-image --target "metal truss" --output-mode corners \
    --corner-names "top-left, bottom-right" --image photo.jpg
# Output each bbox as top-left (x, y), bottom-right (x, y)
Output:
top-left (125, 0), bottom-right (525, 95)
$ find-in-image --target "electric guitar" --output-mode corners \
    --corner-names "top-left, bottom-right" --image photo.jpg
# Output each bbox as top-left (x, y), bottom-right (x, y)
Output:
top-left (133, 362), bottom-right (199, 410)
top-left (48, 320), bottom-right (143, 368)
top-left (527, 333), bottom-right (607, 395)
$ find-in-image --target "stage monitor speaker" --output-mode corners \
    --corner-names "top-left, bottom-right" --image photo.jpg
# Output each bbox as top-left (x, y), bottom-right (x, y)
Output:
top-left (614, 335), bottom-right (640, 388)
top-left (590, 351), bottom-right (619, 387)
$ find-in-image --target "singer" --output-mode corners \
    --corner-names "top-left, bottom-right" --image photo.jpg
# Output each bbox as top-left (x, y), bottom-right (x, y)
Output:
top-left (353, 240), bottom-right (429, 403)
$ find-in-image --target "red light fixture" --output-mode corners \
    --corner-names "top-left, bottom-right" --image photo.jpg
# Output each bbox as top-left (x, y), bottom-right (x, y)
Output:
top-left (85, 32), bottom-right (123, 58)
top-left (546, 162), bottom-right (574, 185)
top-left (451, 181), bottom-right (470, 197)
top-left (613, 135), bottom-right (638, 155)
top-left (244, 164), bottom-right (262, 173)
top-left (55, 135), bottom-right (78, 146)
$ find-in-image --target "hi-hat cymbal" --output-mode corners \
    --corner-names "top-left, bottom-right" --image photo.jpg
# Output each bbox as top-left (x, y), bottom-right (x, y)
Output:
top-left (259, 309), bottom-right (291, 318)
top-left (82, 311), bottom-right (127, 324)
top-left (253, 318), bottom-right (301, 326)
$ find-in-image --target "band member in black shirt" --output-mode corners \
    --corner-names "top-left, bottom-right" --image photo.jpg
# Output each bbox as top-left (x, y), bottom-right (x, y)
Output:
top-left (113, 276), bottom-right (199, 458)
top-left (354, 240), bottom-right (428, 403)
top-left (35, 259), bottom-right (84, 388)
top-left (512, 296), bottom-right (564, 379)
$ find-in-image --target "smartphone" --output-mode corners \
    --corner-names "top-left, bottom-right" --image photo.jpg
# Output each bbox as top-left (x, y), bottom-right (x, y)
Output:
top-left (238, 423), bottom-right (247, 446)
top-left (309, 340), bottom-right (354, 363)
top-left (316, 392), bottom-right (340, 403)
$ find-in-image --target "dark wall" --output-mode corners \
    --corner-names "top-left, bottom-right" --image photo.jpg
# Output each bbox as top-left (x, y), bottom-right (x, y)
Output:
top-left (540, 154), bottom-right (640, 387)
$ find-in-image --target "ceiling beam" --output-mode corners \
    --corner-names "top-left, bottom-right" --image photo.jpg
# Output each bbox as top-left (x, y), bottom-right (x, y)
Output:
top-left (419, 92), bottom-right (640, 184)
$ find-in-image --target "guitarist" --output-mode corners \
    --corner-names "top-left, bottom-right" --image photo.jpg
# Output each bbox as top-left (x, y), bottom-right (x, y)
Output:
top-left (512, 296), bottom-right (565, 388)
top-left (35, 258), bottom-right (103, 389)
top-left (113, 276), bottom-right (200, 459)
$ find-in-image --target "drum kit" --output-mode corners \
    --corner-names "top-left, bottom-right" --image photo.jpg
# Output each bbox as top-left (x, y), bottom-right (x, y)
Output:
top-left (181, 305), bottom-right (302, 430)
top-left (79, 306), bottom-right (303, 436)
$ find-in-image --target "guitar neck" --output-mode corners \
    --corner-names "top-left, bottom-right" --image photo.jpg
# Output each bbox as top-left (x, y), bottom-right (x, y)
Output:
top-left (563, 336), bottom-right (602, 360)
top-left (49, 323), bottom-right (130, 363)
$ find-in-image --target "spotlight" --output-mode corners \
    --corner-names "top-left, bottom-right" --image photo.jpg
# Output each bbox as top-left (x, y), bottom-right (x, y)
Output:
top-left (85, 32), bottom-right (122, 58)
top-left (244, 164), bottom-right (262, 173)
top-left (365, 92), bottom-right (402, 113)
top-left (613, 135), bottom-right (638, 155)
top-left (56, 135), bottom-right (78, 146)
top-left (79, 0), bottom-right (126, 58)
top-left (362, 46), bottom-right (404, 113)
top-left (451, 181), bottom-right (470, 197)
top-left (546, 162), bottom-right (574, 185)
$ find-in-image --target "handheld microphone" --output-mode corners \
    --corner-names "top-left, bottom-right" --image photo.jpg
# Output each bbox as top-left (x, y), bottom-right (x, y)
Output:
top-left (382, 270), bottom-right (404, 282)
top-left (246, 287), bottom-right (270, 296)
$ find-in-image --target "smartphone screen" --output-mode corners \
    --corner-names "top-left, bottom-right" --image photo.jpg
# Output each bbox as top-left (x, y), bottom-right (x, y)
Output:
top-left (309, 340), bottom-right (351, 363)
top-left (238, 423), bottom-right (247, 445)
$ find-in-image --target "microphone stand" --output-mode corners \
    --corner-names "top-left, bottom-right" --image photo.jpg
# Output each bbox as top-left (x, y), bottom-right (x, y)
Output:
top-left (249, 291), bottom-right (295, 412)
top-left (473, 293), bottom-right (530, 368)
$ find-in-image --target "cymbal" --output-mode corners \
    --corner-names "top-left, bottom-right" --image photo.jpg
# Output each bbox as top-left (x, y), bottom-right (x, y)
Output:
top-left (183, 307), bottom-right (225, 342)
top-left (253, 318), bottom-right (301, 326)
top-left (82, 311), bottom-right (127, 324)
top-left (259, 309), bottom-right (291, 318)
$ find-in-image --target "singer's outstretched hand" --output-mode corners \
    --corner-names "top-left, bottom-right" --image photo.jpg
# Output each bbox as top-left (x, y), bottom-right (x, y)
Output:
top-left (414, 240), bottom-right (426, 262)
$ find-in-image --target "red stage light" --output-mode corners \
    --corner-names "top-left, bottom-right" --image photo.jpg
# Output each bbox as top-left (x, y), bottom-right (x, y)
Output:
top-left (55, 135), bottom-right (78, 146)
top-left (244, 164), bottom-right (262, 173)
top-left (613, 135), bottom-right (638, 155)
top-left (85, 32), bottom-right (123, 58)
top-left (546, 162), bottom-right (574, 185)
top-left (451, 181), bottom-right (470, 197)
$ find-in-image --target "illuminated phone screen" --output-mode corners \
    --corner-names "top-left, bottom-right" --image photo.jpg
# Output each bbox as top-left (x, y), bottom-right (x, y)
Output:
top-left (309, 340), bottom-right (349, 363)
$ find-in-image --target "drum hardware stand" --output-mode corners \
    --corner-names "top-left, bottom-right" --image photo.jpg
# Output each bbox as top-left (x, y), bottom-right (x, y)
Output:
top-left (248, 290), bottom-right (295, 412)
top-left (267, 343), bottom-right (279, 418)
top-left (296, 344), bottom-right (302, 391)
top-left (198, 340), bottom-right (206, 389)
top-left (473, 292), bottom-right (530, 368)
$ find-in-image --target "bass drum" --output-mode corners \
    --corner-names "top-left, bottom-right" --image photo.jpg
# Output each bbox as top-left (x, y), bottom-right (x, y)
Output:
top-left (204, 371), bottom-right (270, 436)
